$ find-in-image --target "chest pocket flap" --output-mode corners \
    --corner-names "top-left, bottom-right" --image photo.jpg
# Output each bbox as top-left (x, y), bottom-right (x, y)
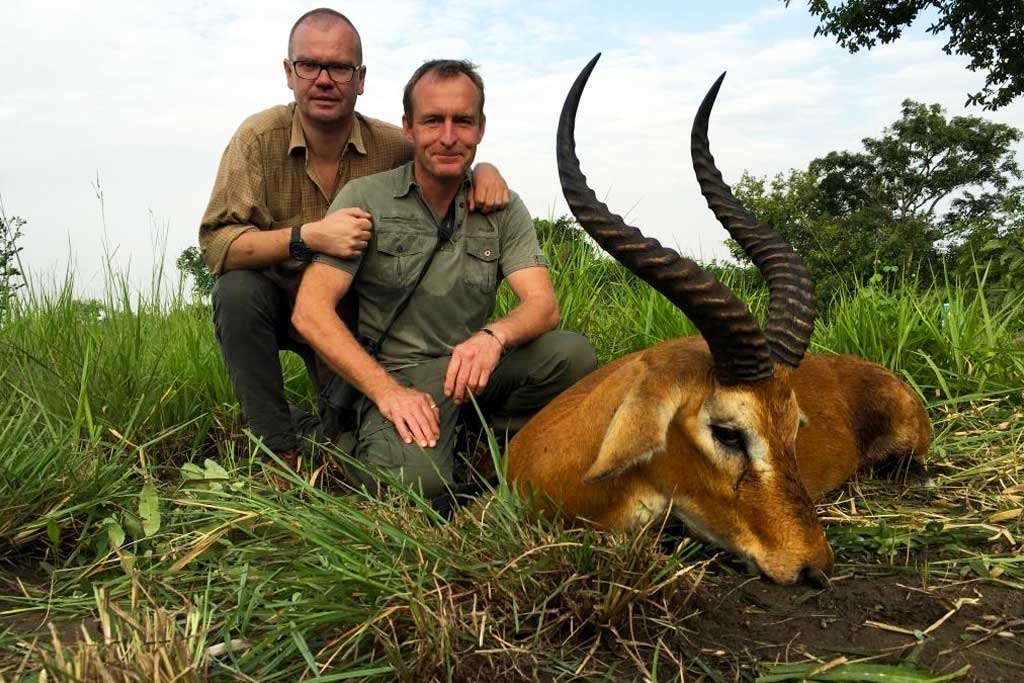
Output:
top-left (465, 236), bottom-right (500, 262)
top-left (464, 236), bottom-right (500, 291)
top-left (376, 230), bottom-right (434, 257)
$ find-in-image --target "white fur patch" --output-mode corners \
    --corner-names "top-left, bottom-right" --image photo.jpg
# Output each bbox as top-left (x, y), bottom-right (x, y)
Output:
top-left (698, 389), bottom-right (772, 475)
top-left (627, 488), bottom-right (671, 528)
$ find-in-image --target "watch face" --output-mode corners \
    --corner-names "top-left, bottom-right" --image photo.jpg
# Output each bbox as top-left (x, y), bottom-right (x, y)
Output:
top-left (290, 239), bottom-right (313, 262)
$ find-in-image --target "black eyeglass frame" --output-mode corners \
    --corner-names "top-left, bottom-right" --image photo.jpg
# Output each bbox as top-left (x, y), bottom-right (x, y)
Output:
top-left (289, 59), bottom-right (362, 84)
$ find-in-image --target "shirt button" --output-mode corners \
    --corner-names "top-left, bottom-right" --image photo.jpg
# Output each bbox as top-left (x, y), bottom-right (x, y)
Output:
top-left (397, 245), bottom-right (405, 253)
top-left (459, 201), bottom-right (465, 208)
top-left (484, 249), bottom-right (492, 257)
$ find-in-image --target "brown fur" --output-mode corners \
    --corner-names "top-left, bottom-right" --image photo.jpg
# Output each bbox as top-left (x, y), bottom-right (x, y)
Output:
top-left (507, 336), bottom-right (930, 583)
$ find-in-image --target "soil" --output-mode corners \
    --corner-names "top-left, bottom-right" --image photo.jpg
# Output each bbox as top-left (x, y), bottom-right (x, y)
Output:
top-left (2, 561), bottom-right (1021, 681)
top-left (686, 571), bottom-right (1024, 682)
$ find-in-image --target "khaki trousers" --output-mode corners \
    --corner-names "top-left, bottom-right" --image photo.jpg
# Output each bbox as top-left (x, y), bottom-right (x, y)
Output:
top-left (346, 330), bottom-right (597, 498)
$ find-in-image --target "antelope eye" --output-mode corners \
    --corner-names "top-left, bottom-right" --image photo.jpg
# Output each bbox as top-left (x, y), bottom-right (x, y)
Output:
top-left (711, 424), bottom-right (746, 452)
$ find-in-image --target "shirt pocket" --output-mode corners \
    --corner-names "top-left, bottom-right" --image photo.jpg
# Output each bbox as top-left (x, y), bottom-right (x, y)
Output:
top-left (373, 227), bottom-right (435, 289)
top-left (463, 236), bottom-right (500, 292)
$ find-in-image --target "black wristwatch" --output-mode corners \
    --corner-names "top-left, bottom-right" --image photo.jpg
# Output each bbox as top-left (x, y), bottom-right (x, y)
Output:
top-left (289, 223), bottom-right (314, 262)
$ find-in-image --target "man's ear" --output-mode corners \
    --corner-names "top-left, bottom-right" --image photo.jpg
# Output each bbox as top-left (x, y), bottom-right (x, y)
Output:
top-left (355, 65), bottom-right (366, 96)
top-left (284, 59), bottom-right (295, 91)
top-left (402, 114), bottom-right (413, 143)
top-left (584, 375), bottom-right (683, 483)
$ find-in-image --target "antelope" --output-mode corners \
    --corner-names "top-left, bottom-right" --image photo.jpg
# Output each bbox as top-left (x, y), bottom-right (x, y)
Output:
top-left (507, 55), bottom-right (931, 585)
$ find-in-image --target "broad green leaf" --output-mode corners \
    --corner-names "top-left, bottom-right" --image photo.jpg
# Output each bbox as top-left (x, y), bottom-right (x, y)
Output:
top-left (181, 462), bottom-right (205, 481)
top-left (203, 458), bottom-right (230, 480)
top-left (122, 511), bottom-right (144, 540)
top-left (139, 482), bottom-right (161, 537)
top-left (104, 516), bottom-right (125, 549)
top-left (757, 662), bottom-right (971, 682)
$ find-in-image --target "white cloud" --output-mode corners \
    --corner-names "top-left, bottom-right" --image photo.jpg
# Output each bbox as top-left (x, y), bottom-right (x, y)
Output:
top-left (2, 1), bottom-right (1022, 297)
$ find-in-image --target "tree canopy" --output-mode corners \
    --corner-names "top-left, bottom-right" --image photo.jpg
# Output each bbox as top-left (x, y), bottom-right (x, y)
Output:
top-left (731, 98), bottom-right (1022, 300)
top-left (791, 0), bottom-right (1024, 109)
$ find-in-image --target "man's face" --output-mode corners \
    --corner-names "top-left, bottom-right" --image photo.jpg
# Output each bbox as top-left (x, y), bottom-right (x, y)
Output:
top-left (284, 20), bottom-right (365, 129)
top-left (402, 73), bottom-right (485, 182)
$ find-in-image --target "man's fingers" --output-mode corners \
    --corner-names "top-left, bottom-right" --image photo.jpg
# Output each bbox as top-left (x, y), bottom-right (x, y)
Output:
top-left (339, 207), bottom-right (372, 219)
top-left (393, 416), bottom-right (414, 445)
top-left (453, 361), bottom-right (474, 404)
top-left (475, 367), bottom-right (491, 394)
top-left (408, 414), bottom-right (432, 448)
top-left (444, 356), bottom-right (461, 398)
top-left (467, 364), bottom-right (484, 396)
top-left (408, 404), bottom-right (437, 447)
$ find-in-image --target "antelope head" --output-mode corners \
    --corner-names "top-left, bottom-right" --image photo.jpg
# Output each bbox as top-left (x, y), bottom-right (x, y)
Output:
top-left (546, 54), bottom-right (832, 584)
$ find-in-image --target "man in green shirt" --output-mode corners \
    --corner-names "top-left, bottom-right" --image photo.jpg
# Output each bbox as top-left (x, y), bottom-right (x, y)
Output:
top-left (293, 59), bottom-right (597, 497)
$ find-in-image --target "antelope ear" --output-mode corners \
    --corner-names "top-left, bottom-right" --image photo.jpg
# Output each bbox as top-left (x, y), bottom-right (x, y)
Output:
top-left (584, 377), bottom-right (684, 483)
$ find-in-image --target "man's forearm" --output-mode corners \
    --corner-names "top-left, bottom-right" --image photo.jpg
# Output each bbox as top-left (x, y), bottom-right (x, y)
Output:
top-left (292, 302), bottom-right (399, 403)
top-left (223, 227), bottom-right (292, 271)
top-left (482, 295), bottom-right (559, 351)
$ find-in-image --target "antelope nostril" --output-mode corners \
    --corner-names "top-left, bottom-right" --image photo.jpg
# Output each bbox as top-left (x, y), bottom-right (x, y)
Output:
top-left (799, 566), bottom-right (831, 589)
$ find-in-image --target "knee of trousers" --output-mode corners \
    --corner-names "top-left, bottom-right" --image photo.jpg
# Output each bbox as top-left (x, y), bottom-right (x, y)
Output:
top-left (356, 439), bottom-right (454, 500)
top-left (212, 270), bottom-right (287, 337)
top-left (541, 330), bottom-right (599, 388)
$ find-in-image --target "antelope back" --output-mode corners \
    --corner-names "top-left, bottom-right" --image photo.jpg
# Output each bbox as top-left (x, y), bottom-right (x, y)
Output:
top-left (791, 353), bottom-right (932, 499)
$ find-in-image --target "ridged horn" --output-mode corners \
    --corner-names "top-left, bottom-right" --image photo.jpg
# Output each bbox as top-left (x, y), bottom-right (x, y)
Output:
top-left (691, 74), bottom-right (816, 367)
top-left (557, 53), bottom-right (772, 385)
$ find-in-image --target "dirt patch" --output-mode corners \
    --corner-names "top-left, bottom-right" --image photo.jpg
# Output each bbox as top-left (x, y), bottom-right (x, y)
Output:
top-left (688, 572), bottom-right (1024, 681)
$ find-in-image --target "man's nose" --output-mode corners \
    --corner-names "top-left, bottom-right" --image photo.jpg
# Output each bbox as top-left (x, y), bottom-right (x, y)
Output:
top-left (314, 68), bottom-right (335, 88)
top-left (440, 120), bottom-right (456, 145)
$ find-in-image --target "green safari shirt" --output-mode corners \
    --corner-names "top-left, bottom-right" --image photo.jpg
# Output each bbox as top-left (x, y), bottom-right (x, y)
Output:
top-left (316, 162), bottom-right (548, 368)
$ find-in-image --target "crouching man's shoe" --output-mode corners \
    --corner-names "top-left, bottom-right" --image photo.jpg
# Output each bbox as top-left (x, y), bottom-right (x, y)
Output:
top-left (261, 450), bottom-right (300, 491)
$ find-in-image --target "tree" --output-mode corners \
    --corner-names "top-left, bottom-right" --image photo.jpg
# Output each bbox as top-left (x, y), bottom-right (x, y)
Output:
top-left (176, 246), bottom-right (215, 299)
top-left (791, 0), bottom-right (1024, 109)
top-left (731, 99), bottom-right (1022, 300)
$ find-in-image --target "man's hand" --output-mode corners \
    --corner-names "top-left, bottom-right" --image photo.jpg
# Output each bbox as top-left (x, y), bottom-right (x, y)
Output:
top-left (376, 384), bottom-right (441, 447)
top-left (469, 163), bottom-right (510, 214)
top-left (304, 207), bottom-right (373, 259)
top-left (444, 331), bottom-right (504, 404)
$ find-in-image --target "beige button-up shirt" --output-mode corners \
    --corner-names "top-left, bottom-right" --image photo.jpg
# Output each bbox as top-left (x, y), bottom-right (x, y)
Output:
top-left (198, 104), bottom-right (412, 290)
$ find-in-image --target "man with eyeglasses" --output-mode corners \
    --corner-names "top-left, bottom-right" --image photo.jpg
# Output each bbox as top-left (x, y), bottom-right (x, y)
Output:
top-left (198, 8), bottom-right (510, 471)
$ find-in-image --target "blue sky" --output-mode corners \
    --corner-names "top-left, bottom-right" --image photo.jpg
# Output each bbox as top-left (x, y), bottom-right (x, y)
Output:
top-left (2, 1), bottom-right (1019, 296)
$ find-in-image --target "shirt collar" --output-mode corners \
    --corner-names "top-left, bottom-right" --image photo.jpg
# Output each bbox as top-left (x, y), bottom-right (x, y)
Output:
top-left (393, 161), bottom-right (473, 198)
top-left (287, 105), bottom-right (368, 157)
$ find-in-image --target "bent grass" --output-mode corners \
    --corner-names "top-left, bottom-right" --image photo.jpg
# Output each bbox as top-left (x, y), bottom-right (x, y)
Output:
top-left (1, 236), bottom-right (1022, 681)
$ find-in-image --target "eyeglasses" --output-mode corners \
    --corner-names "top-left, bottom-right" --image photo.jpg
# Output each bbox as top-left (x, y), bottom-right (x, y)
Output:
top-left (289, 60), bottom-right (361, 84)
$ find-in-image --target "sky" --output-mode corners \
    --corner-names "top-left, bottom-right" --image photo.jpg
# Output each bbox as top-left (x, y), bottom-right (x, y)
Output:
top-left (3, 0), bottom-right (1024, 297)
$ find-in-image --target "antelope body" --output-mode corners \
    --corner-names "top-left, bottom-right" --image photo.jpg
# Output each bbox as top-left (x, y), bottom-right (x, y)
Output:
top-left (506, 55), bottom-right (931, 585)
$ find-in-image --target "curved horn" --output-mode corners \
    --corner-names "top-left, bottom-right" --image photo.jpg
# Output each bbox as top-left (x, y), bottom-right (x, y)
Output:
top-left (691, 74), bottom-right (816, 367)
top-left (557, 54), bottom-right (773, 385)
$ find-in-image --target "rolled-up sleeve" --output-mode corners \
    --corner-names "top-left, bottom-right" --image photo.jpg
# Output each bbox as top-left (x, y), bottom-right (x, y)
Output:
top-left (198, 131), bottom-right (271, 275)
top-left (498, 192), bottom-right (549, 277)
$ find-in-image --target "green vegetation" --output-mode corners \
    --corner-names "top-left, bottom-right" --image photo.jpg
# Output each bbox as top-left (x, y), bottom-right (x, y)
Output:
top-left (732, 98), bottom-right (1023, 303)
top-left (0, 208), bottom-right (26, 325)
top-left (791, 0), bottom-right (1024, 109)
top-left (1, 222), bottom-right (1022, 681)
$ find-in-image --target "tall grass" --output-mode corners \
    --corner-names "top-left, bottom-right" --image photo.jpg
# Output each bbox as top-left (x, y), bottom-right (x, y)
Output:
top-left (1, 231), bottom-right (1022, 681)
